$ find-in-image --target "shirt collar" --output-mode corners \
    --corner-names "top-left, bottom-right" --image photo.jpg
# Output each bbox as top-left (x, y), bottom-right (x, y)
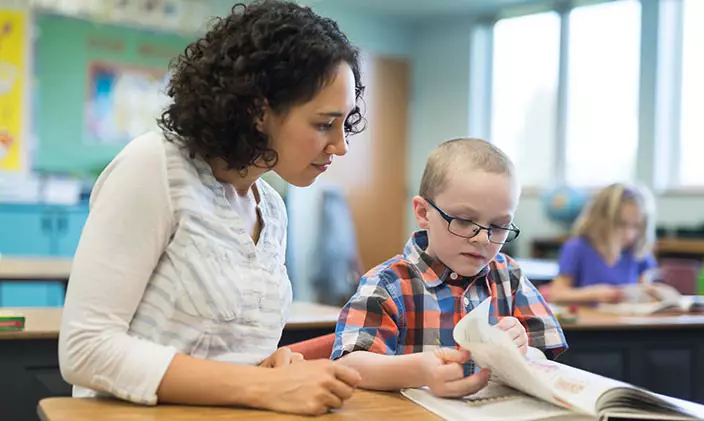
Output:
top-left (403, 230), bottom-right (490, 288)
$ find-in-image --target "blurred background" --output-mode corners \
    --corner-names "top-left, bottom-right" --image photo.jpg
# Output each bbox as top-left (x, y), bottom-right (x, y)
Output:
top-left (0, 0), bottom-right (702, 307)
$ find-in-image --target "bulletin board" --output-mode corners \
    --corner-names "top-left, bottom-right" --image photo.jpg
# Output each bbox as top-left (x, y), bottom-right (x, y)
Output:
top-left (84, 61), bottom-right (169, 145)
top-left (32, 14), bottom-right (193, 174)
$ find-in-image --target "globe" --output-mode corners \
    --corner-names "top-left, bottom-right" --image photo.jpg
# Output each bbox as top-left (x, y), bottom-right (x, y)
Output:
top-left (542, 186), bottom-right (588, 227)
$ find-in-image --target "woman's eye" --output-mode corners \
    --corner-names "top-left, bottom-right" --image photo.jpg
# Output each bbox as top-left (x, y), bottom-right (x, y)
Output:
top-left (316, 122), bottom-right (334, 131)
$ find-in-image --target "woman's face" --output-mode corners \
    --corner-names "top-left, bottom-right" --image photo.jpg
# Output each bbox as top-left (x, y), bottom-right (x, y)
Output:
top-left (259, 62), bottom-right (357, 187)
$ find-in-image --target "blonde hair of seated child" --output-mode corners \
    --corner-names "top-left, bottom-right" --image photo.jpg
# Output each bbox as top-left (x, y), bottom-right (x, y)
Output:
top-left (572, 182), bottom-right (655, 264)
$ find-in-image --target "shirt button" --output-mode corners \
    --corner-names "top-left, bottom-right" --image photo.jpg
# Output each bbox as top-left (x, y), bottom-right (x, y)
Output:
top-left (463, 297), bottom-right (470, 306)
top-left (450, 272), bottom-right (458, 280)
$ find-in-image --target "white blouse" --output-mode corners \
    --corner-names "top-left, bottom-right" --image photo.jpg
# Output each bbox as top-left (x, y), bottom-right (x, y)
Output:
top-left (58, 131), bottom-right (292, 405)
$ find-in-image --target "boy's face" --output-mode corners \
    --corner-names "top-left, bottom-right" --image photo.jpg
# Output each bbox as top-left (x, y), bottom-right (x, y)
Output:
top-left (413, 170), bottom-right (520, 277)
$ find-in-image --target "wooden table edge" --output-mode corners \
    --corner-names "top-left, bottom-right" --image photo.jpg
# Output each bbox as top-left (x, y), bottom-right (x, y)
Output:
top-left (37, 398), bottom-right (52, 421)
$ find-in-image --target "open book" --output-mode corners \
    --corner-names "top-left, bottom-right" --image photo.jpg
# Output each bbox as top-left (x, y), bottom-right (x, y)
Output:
top-left (401, 298), bottom-right (704, 421)
top-left (598, 283), bottom-right (704, 316)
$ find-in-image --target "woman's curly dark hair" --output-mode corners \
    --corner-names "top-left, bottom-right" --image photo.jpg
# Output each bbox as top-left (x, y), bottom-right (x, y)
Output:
top-left (157, 0), bottom-right (366, 172)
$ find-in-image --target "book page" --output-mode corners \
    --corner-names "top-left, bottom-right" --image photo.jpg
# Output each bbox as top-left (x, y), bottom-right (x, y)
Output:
top-left (596, 387), bottom-right (704, 420)
top-left (452, 298), bottom-right (583, 412)
top-left (401, 387), bottom-right (589, 421)
top-left (599, 283), bottom-right (685, 315)
top-left (526, 358), bottom-right (632, 415)
top-left (525, 345), bottom-right (704, 419)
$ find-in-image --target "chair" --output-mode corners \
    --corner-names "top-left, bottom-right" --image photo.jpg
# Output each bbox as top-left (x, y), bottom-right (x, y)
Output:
top-left (658, 258), bottom-right (701, 295)
top-left (287, 333), bottom-right (336, 360)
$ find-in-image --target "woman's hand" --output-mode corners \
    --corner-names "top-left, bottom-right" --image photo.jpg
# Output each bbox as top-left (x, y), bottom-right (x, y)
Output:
top-left (255, 360), bottom-right (361, 415)
top-left (259, 347), bottom-right (304, 368)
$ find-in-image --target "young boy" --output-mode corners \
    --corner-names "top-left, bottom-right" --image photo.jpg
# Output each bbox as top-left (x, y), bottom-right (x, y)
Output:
top-left (331, 138), bottom-right (567, 398)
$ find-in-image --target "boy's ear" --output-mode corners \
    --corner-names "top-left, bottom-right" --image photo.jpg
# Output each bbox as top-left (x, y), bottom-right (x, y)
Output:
top-left (413, 196), bottom-right (431, 229)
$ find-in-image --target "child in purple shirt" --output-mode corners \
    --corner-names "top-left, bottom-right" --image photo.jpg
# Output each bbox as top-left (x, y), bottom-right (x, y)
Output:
top-left (551, 183), bottom-right (658, 304)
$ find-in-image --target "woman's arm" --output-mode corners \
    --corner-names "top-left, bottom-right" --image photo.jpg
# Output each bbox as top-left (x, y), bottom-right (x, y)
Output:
top-left (158, 354), bottom-right (359, 414)
top-left (59, 135), bottom-right (179, 404)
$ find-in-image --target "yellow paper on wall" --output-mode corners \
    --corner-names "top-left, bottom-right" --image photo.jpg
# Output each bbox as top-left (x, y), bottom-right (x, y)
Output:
top-left (0, 9), bottom-right (27, 172)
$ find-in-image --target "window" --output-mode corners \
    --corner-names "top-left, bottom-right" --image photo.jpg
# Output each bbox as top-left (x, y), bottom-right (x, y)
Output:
top-left (679, 0), bottom-right (704, 186)
top-left (564, 1), bottom-right (641, 187)
top-left (491, 12), bottom-right (560, 187)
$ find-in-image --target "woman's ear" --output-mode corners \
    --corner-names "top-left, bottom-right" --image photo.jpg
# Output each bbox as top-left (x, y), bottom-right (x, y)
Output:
top-left (254, 100), bottom-right (272, 134)
top-left (413, 196), bottom-right (431, 229)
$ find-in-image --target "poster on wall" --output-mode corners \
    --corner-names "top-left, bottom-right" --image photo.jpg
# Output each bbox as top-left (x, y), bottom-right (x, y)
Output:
top-left (84, 61), bottom-right (170, 145)
top-left (0, 8), bottom-right (28, 173)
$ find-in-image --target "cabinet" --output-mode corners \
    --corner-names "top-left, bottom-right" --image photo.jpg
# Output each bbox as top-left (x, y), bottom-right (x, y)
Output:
top-left (559, 327), bottom-right (704, 403)
top-left (0, 204), bottom-right (89, 307)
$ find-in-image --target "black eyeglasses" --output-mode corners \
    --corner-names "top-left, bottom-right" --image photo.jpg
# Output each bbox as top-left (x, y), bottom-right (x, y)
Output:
top-left (425, 199), bottom-right (520, 245)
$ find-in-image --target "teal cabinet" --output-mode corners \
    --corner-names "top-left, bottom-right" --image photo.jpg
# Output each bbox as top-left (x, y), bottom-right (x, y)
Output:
top-left (55, 208), bottom-right (89, 257)
top-left (0, 204), bottom-right (89, 307)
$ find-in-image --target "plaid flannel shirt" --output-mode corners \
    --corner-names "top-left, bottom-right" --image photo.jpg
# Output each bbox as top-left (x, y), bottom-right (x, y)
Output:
top-left (331, 231), bottom-right (567, 367)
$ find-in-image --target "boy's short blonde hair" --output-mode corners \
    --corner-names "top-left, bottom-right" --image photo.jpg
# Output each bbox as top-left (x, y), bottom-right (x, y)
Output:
top-left (418, 138), bottom-right (516, 200)
top-left (573, 182), bottom-right (656, 261)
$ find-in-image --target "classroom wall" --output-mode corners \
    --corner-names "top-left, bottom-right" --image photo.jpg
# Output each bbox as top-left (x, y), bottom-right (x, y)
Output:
top-left (311, 2), bottom-right (414, 57)
top-left (405, 16), bottom-right (476, 237)
top-left (211, 0), bottom-right (413, 57)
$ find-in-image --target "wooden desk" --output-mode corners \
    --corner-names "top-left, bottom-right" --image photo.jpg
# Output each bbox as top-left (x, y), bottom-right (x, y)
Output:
top-left (0, 308), bottom-right (63, 340)
top-left (562, 308), bottom-right (704, 331)
top-left (514, 258), bottom-right (558, 285)
top-left (286, 302), bottom-right (340, 330)
top-left (531, 236), bottom-right (704, 260)
top-left (0, 302), bottom-right (340, 421)
top-left (37, 390), bottom-right (437, 421)
top-left (0, 302), bottom-right (339, 341)
top-left (656, 238), bottom-right (704, 258)
top-left (558, 309), bottom-right (704, 405)
top-left (0, 258), bottom-right (72, 281)
top-left (280, 301), bottom-right (340, 344)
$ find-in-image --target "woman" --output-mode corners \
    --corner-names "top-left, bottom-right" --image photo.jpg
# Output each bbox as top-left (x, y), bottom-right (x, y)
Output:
top-left (550, 183), bottom-right (657, 304)
top-left (59, 1), bottom-right (365, 415)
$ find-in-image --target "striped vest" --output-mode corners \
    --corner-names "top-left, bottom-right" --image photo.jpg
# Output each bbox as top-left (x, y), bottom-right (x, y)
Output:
top-left (127, 135), bottom-right (292, 365)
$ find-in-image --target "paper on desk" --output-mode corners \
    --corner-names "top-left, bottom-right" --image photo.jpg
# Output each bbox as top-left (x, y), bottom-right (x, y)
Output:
top-left (402, 387), bottom-right (583, 421)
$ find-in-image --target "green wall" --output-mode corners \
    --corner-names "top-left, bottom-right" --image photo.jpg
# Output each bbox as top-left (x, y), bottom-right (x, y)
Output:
top-left (33, 14), bottom-right (193, 175)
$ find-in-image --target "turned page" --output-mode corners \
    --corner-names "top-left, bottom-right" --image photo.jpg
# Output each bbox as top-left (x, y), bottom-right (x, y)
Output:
top-left (452, 298), bottom-right (571, 409)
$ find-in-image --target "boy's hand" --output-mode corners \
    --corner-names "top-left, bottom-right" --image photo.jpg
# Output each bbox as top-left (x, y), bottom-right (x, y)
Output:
top-left (497, 317), bottom-right (528, 355)
top-left (421, 348), bottom-right (490, 398)
top-left (259, 347), bottom-right (305, 368)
